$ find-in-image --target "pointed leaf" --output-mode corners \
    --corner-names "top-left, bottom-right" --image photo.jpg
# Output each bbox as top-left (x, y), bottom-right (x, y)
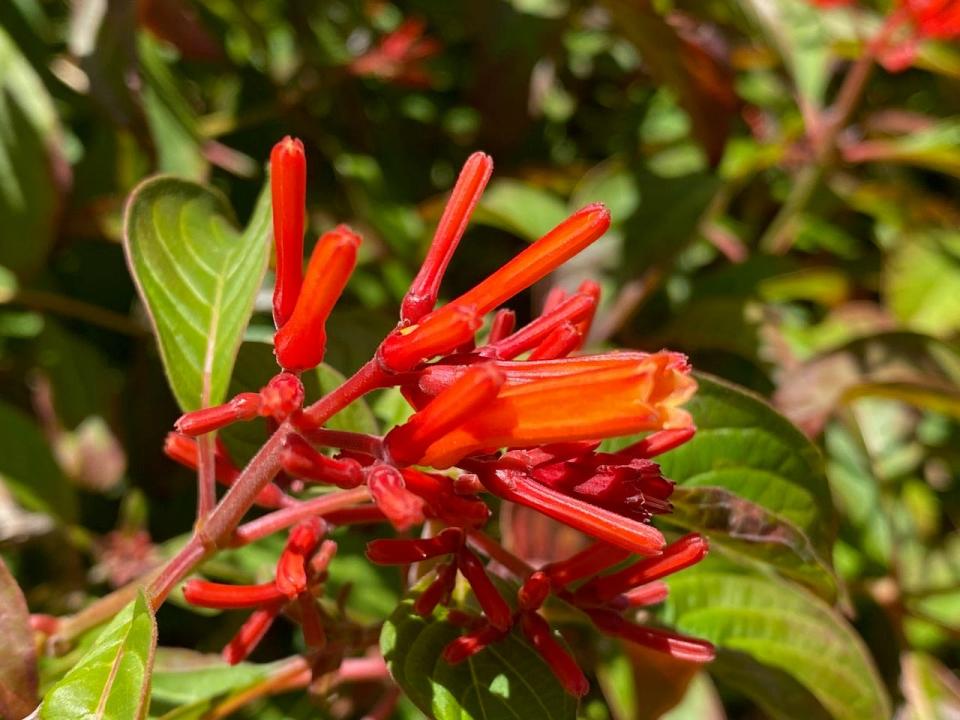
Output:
top-left (0, 557), bottom-right (38, 719)
top-left (40, 592), bottom-right (157, 720)
top-left (123, 176), bottom-right (272, 411)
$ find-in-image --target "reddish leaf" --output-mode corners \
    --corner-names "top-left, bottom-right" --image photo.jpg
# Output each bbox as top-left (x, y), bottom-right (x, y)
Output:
top-left (0, 557), bottom-right (38, 719)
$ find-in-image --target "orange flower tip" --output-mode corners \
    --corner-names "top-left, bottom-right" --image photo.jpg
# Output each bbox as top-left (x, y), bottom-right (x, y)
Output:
top-left (174, 393), bottom-right (261, 435)
top-left (378, 304), bottom-right (481, 372)
top-left (272, 135), bottom-right (305, 161)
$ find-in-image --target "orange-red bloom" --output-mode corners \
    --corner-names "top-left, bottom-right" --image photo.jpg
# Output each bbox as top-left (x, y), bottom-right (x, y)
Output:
top-left (270, 137), bottom-right (306, 328)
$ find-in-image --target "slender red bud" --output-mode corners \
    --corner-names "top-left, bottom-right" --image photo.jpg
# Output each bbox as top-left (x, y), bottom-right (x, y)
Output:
top-left (618, 427), bottom-right (695, 459)
top-left (574, 279), bottom-right (600, 341)
top-left (385, 364), bottom-right (504, 466)
top-left (414, 560), bottom-right (459, 616)
top-left (308, 539), bottom-right (338, 578)
top-left (324, 505), bottom-right (387, 526)
top-left (271, 136), bottom-right (307, 327)
top-left (542, 286), bottom-right (567, 315)
top-left (544, 541), bottom-right (631, 587)
top-left (527, 323), bottom-right (582, 361)
top-left (573, 534), bottom-right (707, 605)
top-left (281, 434), bottom-right (364, 488)
top-left (183, 579), bottom-right (286, 609)
top-left (520, 611), bottom-right (589, 697)
top-left (365, 528), bottom-right (463, 564)
top-left (401, 468), bottom-right (491, 527)
top-left (174, 393), bottom-right (261, 436)
top-left (367, 464), bottom-right (425, 530)
top-left (30, 614), bottom-right (60, 635)
top-left (485, 292), bottom-right (595, 360)
top-left (274, 225), bottom-right (361, 371)
top-left (378, 304), bottom-right (481, 372)
top-left (259, 373), bottom-right (304, 419)
top-left (442, 622), bottom-right (508, 664)
top-left (457, 547), bottom-right (513, 631)
top-left (276, 518), bottom-right (325, 598)
top-left (298, 593), bottom-right (326, 650)
top-left (402, 152), bottom-right (493, 323)
top-left (222, 599), bottom-right (285, 664)
top-left (622, 581), bottom-right (670, 607)
top-left (487, 309), bottom-right (516, 344)
top-left (518, 571), bottom-right (551, 611)
top-left (587, 609), bottom-right (715, 663)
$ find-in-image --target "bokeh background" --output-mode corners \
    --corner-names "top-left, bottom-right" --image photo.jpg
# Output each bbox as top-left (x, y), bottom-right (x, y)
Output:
top-left (1, 0), bottom-right (959, 718)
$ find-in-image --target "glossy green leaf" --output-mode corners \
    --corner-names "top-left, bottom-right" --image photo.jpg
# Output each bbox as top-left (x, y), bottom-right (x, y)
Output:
top-left (40, 592), bottom-right (157, 720)
top-left (0, 24), bottom-right (65, 277)
top-left (382, 595), bottom-right (577, 720)
top-left (663, 560), bottom-right (890, 720)
top-left (474, 179), bottom-right (569, 242)
top-left (123, 176), bottom-right (272, 411)
top-left (656, 373), bottom-right (837, 599)
top-left (885, 231), bottom-right (960, 338)
top-left (0, 556), bottom-right (37, 719)
top-left (315, 363), bottom-right (379, 434)
top-left (0, 400), bottom-right (76, 521)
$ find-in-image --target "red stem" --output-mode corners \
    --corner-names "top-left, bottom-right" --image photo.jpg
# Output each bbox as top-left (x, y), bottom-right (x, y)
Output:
top-left (232, 487), bottom-right (371, 545)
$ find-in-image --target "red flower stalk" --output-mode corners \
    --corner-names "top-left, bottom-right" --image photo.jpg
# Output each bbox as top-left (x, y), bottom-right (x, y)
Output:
top-left (378, 304), bottom-right (481, 372)
top-left (457, 547), bottom-right (513, 631)
top-left (520, 611), bottom-right (590, 698)
top-left (222, 599), bottom-right (285, 664)
top-left (270, 136), bottom-right (306, 328)
top-left (281, 434), bottom-right (364, 488)
top-left (483, 291), bottom-right (596, 360)
top-left (163, 433), bottom-right (291, 508)
top-left (402, 152), bottom-right (494, 323)
top-left (276, 518), bottom-right (325, 598)
top-left (586, 608), bottom-right (715, 663)
top-left (365, 527), bottom-right (463, 564)
top-left (414, 352), bottom-right (696, 468)
top-left (518, 571), bottom-right (551, 611)
top-left (544, 542), bottom-right (632, 587)
top-left (174, 393), bottom-right (261, 436)
top-left (297, 593), bottom-right (326, 650)
top-left (385, 364), bottom-right (504, 466)
top-left (414, 560), bottom-right (459, 616)
top-left (487, 309), bottom-right (516, 344)
top-left (527, 323), bottom-right (582, 361)
top-left (274, 225), bottom-right (361, 372)
top-left (481, 467), bottom-right (666, 556)
top-left (366, 464), bottom-right (425, 530)
top-left (573, 534), bottom-right (708, 605)
top-left (399, 468), bottom-right (491, 527)
top-left (183, 579), bottom-right (286, 609)
top-left (442, 621), bottom-right (508, 664)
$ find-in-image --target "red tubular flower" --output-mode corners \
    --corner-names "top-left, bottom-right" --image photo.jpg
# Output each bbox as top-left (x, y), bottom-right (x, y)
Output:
top-left (276, 518), bottom-right (325, 598)
top-left (520, 611), bottom-right (590, 698)
top-left (414, 560), bottom-right (459, 616)
top-left (365, 527), bottom-right (463, 564)
top-left (270, 136), bottom-right (306, 328)
top-left (367, 464), bottom-right (425, 530)
top-left (619, 427), bottom-right (696, 460)
top-left (901, 0), bottom-right (960, 38)
top-left (174, 393), bottom-right (261, 436)
top-left (222, 599), bottom-right (285, 665)
top-left (442, 621), bottom-right (509, 664)
top-left (482, 467), bottom-right (666, 556)
top-left (487, 309), bottom-right (516, 344)
top-left (587, 608), bottom-right (715, 663)
top-left (274, 225), bottom-right (361, 372)
top-left (483, 292), bottom-right (596, 360)
top-left (518, 571), bottom-right (551, 611)
top-left (385, 364), bottom-right (504, 466)
top-left (281, 434), bottom-right (364, 488)
top-left (527, 323), bottom-right (582, 361)
top-left (325, 505), bottom-right (388, 526)
top-left (259, 373), bottom-right (305, 420)
top-left (415, 352), bottom-right (696, 468)
top-left (542, 286), bottom-right (567, 315)
top-left (574, 279), bottom-right (600, 341)
top-left (399, 468), bottom-right (491, 527)
top-left (402, 152), bottom-right (494, 323)
top-left (544, 542), bottom-right (632, 587)
top-left (457, 547), bottom-right (513, 631)
top-left (183, 579), bottom-right (287, 609)
top-left (573, 534), bottom-right (708, 605)
top-left (378, 304), bottom-right (481, 372)
top-left (622, 581), bottom-right (670, 607)
top-left (349, 17), bottom-right (442, 87)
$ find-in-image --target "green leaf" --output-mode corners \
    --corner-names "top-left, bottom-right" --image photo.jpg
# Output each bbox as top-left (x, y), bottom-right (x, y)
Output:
top-left (885, 231), bottom-right (960, 338)
top-left (900, 651), bottom-right (960, 720)
top-left (656, 373), bottom-right (838, 599)
top-left (474, 179), bottom-right (569, 242)
top-left (0, 24), bottom-right (66, 277)
top-left (847, 120), bottom-right (960, 178)
top-left (0, 556), bottom-right (38, 719)
top-left (382, 595), bottom-right (577, 720)
top-left (41, 592), bottom-right (158, 720)
top-left (0, 400), bottom-right (76, 521)
top-left (663, 560), bottom-right (890, 720)
top-left (123, 176), bottom-right (272, 411)
top-left (315, 363), bottom-right (379, 434)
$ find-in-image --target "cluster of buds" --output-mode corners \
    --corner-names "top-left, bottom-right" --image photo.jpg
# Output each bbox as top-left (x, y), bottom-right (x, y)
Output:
top-left (165, 138), bottom-right (713, 694)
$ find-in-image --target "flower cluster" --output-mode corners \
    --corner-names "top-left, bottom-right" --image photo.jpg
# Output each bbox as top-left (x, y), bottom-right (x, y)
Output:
top-left (165, 138), bottom-right (713, 696)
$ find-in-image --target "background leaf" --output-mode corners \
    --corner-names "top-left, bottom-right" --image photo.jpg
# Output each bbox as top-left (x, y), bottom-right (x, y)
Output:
top-left (123, 176), bottom-right (271, 411)
top-left (40, 591), bottom-right (157, 720)
top-left (0, 556), bottom-right (38, 719)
